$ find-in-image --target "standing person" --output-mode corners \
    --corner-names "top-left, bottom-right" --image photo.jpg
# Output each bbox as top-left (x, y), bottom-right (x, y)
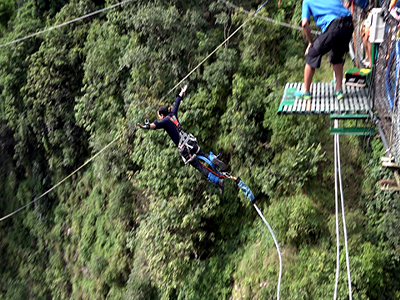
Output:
top-left (294, 0), bottom-right (354, 100)
top-left (137, 85), bottom-right (227, 194)
top-left (360, 11), bottom-right (372, 68)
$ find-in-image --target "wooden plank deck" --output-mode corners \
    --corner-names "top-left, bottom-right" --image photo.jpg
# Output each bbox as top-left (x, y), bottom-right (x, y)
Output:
top-left (278, 82), bottom-right (372, 115)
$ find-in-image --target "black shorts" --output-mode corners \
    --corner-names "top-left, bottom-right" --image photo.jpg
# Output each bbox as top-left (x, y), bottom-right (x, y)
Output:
top-left (306, 16), bottom-right (354, 68)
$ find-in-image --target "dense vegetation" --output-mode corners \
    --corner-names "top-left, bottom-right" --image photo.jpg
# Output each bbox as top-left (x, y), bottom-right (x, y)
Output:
top-left (1, 0), bottom-right (400, 299)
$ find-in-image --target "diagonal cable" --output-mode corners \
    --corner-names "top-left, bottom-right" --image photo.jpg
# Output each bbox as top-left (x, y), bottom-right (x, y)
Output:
top-left (0, 0), bottom-right (134, 48)
top-left (0, 0), bottom-right (271, 222)
top-left (224, 0), bottom-right (321, 35)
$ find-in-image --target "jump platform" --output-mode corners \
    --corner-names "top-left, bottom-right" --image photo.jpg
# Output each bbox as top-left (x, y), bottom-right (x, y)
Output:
top-left (278, 82), bottom-right (372, 115)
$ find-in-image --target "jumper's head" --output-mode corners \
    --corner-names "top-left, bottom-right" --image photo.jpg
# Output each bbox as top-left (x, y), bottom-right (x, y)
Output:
top-left (157, 105), bottom-right (169, 120)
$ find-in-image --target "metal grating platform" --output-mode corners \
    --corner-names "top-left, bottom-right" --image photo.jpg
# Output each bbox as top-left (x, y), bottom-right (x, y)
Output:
top-left (278, 82), bottom-right (372, 115)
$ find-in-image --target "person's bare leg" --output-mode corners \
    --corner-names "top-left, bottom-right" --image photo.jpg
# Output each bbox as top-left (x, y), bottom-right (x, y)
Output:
top-left (333, 63), bottom-right (343, 91)
top-left (362, 35), bottom-right (370, 62)
top-left (366, 41), bottom-right (372, 68)
top-left (304, 63), bottom-right (315, 92)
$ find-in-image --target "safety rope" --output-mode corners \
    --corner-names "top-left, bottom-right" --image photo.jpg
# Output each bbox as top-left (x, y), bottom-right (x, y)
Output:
top-left (333, 119), bottom-right (353, 300)
top-left (0, 0), bottom-right (134, 48)
top-left (0, 0), bottom-right (271, 222)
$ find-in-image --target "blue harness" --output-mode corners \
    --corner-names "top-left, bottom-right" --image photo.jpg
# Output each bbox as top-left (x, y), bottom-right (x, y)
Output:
top-left (197, 152), bottom-right (222, 184)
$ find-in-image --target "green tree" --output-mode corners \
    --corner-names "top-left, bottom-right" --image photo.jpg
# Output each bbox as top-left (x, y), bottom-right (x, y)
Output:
top-left (0, 0), bottom-right (14, 32)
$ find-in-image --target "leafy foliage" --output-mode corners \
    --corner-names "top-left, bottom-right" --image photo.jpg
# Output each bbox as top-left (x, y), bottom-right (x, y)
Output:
top-left (0, 0), bottom-right (399, 299)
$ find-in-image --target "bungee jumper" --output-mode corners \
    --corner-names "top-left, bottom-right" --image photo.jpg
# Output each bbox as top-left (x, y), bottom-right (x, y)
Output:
top-left (137, 84), bottom-right (228, 194)
top-left (135, 82), bottom-right (279, 296)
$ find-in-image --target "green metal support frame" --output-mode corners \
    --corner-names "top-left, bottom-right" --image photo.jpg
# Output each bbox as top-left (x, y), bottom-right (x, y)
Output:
top-left (330, 114), bottom-right (376, 136)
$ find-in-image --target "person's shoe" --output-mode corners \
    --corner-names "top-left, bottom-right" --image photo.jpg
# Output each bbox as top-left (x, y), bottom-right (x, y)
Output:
top-left (335, 90), bottom-right (344, 100)
top-left (212, 157), bottom-right (227, 172)
top-left (294, 90), bottom-right (311, 100)
top-left (218, 178), bottom-right (224, 194)
top-left (361, 58), bottom-right (370, 67)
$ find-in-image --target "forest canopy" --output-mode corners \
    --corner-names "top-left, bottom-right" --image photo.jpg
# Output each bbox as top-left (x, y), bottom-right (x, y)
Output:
top-left (0, 0), bottom-right (399, 299)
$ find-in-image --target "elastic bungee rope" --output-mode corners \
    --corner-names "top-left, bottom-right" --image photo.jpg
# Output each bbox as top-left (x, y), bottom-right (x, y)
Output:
top-left (253, 203), bottom-right (282, 300)
top-left (337, 129), bottom-right (353, 300)
top-left (196, 154), bottom-right (282, 300)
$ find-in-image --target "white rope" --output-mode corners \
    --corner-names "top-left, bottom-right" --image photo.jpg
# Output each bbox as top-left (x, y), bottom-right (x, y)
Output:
top-left (333, 119), bottom-right (353, 300)
top-left (0, 0), bottom-right (134, 48)
top-left (336, 129), bottom-right (353, 300)
top-left (253, 203), bottom-right (282, 300)
top-left (334, 120), bottom-right (340, 300)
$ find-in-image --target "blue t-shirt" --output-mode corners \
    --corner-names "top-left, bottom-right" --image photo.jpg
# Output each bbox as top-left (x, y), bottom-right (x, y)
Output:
top-left (153, 95), bottom-right (183, 146)
top-left (302, 0), bottom-right (351, 33)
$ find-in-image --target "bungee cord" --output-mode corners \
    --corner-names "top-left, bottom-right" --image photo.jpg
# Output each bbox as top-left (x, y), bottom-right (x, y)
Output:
top-left (233, 179), bottom-right (281, 300)
top-left (197, 157), bottom-right (282, 300)
top-left (253, 203), bottom-right (282, 300)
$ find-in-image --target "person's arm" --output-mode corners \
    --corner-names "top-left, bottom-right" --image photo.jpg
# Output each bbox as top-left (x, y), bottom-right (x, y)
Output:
top-left (390, 0), bottom-right (398, 11)
top-left (137, 122), bottom-right (156, 130)
top-left (390, 7), bottom-right (400, 22)
top-left (302, 18), bottom-right (313, 55)
top-left (179, 84), bottom-right (187, 97)
top-left (171, 85), bottom-right (188, 116)
top-left (344, 0), bottom-right (352, 9)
